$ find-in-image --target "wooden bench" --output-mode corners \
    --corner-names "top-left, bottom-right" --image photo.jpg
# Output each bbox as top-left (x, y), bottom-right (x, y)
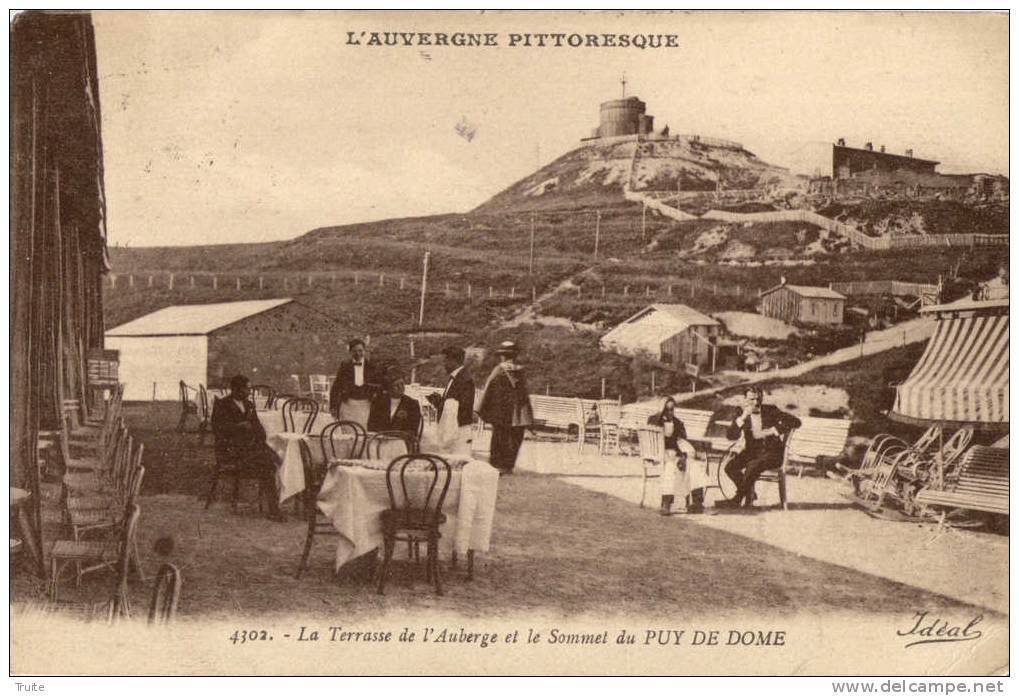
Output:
top-left (673, 408), bottom-right (713, 441)
top-left (761, 416), bottom-right (851, 509)
top-left (528, 395), bottom-right (587, 451)
top-left (915, 446), bottom-right (1009, 517)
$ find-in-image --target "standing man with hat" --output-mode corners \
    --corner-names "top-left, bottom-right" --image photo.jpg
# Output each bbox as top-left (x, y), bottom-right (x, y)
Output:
top-left (477, 341), bottom-right (533, 475)
top-left (329, 338), bottom-right (381, 430)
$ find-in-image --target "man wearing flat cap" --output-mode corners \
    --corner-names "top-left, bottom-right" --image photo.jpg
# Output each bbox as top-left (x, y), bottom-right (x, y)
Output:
top-left (329, 338), bottom-right (381, 429)
top-left (477, 341), bottom-right (533, 474)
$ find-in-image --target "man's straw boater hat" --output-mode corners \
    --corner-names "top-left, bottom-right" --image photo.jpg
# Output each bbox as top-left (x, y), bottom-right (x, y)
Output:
top-left (495, 340), bottom-right (519, 356)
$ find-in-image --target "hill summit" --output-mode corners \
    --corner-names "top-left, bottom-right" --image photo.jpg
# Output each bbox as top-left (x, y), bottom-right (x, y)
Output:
top-left (474, 134), bottom-right (803, 215)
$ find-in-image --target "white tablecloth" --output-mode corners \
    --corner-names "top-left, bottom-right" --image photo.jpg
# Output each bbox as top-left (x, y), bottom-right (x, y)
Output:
top-left (258, 409), bottom-right (345, 503)
top-left (317, 459), bottom-right (500, 571)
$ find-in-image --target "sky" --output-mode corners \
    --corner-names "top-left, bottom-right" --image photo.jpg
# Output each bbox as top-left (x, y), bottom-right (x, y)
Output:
top-left (92, 10), bottom-right (1009, 248)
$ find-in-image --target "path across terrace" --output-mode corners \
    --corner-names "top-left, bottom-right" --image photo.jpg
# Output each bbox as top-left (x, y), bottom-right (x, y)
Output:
top-left (510, 440), bottom-right (1007, 615)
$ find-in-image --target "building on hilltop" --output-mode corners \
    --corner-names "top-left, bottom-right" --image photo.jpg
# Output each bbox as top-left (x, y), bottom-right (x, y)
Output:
top-left (832, 138), bottom-right (939, 180)
top-left (106, 299), bottom-right (342, 400)
top-left (758, 280), bottom-right (846, 325)
top-left (601, 304), bottom-right (721, 371)
top-left (592, 96), bottom-right (655, 138)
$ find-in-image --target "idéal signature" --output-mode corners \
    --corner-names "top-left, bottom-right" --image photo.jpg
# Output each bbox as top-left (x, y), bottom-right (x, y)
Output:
top-left (897, 611), bottom-right (983, 648)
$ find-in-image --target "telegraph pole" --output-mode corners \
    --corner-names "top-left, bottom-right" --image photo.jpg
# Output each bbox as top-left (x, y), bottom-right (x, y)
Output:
top-left (418, 251), bottom-right (430, 326)
top-left (529, 212), bottom-right (536, 275)
top-left (594, 210), bottom-right (601, 260)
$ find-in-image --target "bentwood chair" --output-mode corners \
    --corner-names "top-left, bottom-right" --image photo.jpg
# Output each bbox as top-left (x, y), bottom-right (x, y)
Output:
top-left (249, 384), bottom-right (276, 410)
top-left (282, 397), bottom-right (320, 434)
top-left (377, 454), bottom-right (452, 596)
top-left (295, 440), bottom-right (341, 579)
top-left (320, 421), bottom-right (367, 461)
top-left (148, 563), bottom-right (183, 625)
top-left (365, 431), bottom-right (418, 460)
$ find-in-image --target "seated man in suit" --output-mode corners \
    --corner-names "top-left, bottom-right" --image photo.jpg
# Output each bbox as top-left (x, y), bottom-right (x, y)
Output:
top-left (368, 370), bottom-right (422, 440)
top-left (210, 375), bottom-right (285, 521)
top-left (722, 387), bottom-right (801, 508)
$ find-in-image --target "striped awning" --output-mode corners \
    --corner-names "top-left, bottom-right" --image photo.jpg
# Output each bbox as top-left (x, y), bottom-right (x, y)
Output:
top-left (892, 311), bottom-right (1008, 426)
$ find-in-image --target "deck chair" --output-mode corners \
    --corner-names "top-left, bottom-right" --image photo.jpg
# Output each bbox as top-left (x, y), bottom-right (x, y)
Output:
top-left (898, 428), bottom-right (974, 486)
top-left (843, 425), bottom-right (940, 492)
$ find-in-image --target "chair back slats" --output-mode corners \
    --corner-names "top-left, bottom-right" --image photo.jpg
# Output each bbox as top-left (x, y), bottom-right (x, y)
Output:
top-left (320, 420), bottom-right (367, 461)
top-left (637, 426), bottom-right (663, 464)
top-left (385, 454), bottom-right (452, 526)
top-left (147, 563), bottom-right (182, 626)
top-left (282, 397), bottom-right (320, 434)
top-left (309, 374), bottom-right (332, 405)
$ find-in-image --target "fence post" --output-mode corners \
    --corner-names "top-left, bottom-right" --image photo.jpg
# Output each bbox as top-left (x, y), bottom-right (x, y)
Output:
top-left (532, 286), bottom-right (536, 302)
top-left (668, 284), bottom-right (672, 295)
top-left (190, 275), bottom-right (195, 289)
top-left (379, 273), bottom-right (384, 286)
top-left (308, 274), bottom-right (312, 286)
top-left (546, 384), bottom-right (551, 396)
top-left (510, 287), bottom-right (515, 298)
top-left (400, 276), bottom-right (405, 290)
top-left (354, 272), bottom-right (359, 286)
top-left (258, 276), bottom-right (263, 290)
top-left (283, 277), bottom-right (287, 290)
top-left (489, 286), bottom-right (493, 298)
top-left (110, 274), bottom-right (117, 289)
top-left (601, 377), bottom-right (606, 399)
top-left (645, 286), bottom-right (650, 297)
top-left (148, 275), bottom-right (153, 288)
top-left (213, 275), bottom-right (218, 290)
top-left (127, 274), bottom-right (133, 288)
top-left (445, 281), bottom-right (450, 296)
top-left (168, 273), bottom-right (174, 289)
top-left (624, 285), bottom-right (629, 296)
top-left (602, 285), bottom-right (606, 297)
top-left (467, 283), bottom-right (472, 300)
top-left (236, 277), bottom-right (241, 290)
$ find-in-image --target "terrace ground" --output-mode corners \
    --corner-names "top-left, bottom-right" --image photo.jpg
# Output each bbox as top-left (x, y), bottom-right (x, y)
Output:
top-left (13, 404), bottom-right (1006, 620)
top-left (12, 403), bottom-right (1008, 675)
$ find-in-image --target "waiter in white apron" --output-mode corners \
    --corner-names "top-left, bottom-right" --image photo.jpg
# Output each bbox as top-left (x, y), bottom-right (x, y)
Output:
top-left (648, 397), bottom-right (706, 515)
top-left (328, 338), bottom-right (380, 430)
top-left (428, 346), bottom-right (476, 457)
